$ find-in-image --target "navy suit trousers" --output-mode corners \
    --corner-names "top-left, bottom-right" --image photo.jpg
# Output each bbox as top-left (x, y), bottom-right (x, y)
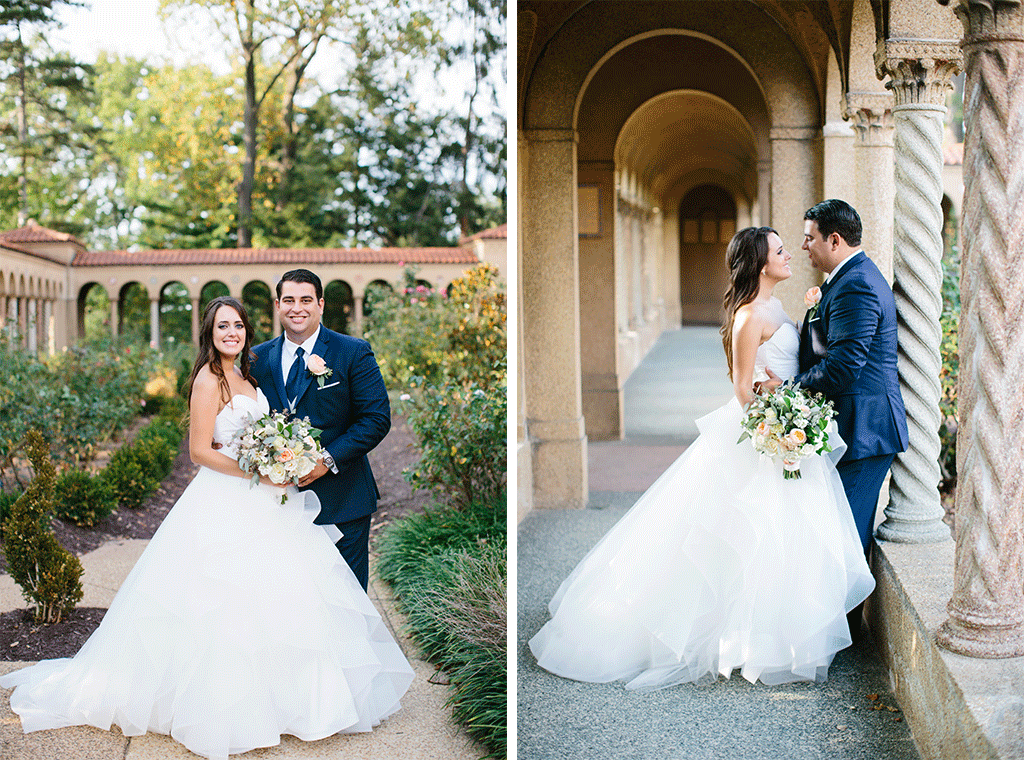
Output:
top-left (836, 454), bottom-right (895, 554)
top-left (334, 515), bottom-right (372, 590)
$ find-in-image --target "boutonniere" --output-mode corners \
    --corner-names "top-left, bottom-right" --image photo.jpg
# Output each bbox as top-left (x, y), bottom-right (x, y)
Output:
top-left (305, 353), bottom-right (334, 388)
top-left (804, 286), bottom-right (822, 319)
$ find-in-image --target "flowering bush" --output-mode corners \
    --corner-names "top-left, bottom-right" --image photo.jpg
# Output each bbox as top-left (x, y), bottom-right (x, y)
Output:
top-left (0, 335), bottom-right (165, 488)
top-left (399, 370), bottom-right (506, 509)
top-left (364, 263), bottom-right (505, 391)
top-left (739, 381), bottom-right (835, 479)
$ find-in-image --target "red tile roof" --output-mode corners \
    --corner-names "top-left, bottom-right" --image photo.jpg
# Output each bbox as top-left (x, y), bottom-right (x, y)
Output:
top-left (1, 240), bottom-right (36, 256)
top-left (461, 223), bottom-right (507, 244)
top-left (0, 221), bottom-right (84, 247)
top-left (73, 246), bottom-right (479, 267)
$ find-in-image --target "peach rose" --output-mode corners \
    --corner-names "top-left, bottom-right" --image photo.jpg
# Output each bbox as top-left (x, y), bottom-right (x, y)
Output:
top-left (787, 429), bottom-right (807, 446)
top-left (804, 286), bottom-right (822, 309)
top-left (305, 353), bottom-right (329, 376)
top-left (276, 448), bottom-right (295, 463)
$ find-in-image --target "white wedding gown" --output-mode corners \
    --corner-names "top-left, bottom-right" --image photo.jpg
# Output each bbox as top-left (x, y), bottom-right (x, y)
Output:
top-left (529, 322), bottom-right (875, 689)
top-left (0, 389), bottom-right (414, 760)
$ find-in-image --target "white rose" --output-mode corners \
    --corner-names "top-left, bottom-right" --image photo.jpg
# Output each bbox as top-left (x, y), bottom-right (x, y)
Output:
top-left (268, 462), bottom-right (288, 483)
top-left (272, 436), bottom-right (288, 450)
top-left (297, 457), bottom-right (316, 477)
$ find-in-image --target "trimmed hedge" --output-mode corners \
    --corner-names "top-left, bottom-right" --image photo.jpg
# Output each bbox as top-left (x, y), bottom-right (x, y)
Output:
top-left (53, 469), bottom-right (116, 527)
top-left (377, 494), bottom-right (506, 757)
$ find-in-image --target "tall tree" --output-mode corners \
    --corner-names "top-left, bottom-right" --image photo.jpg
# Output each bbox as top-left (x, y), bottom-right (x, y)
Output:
top-left (0, 0), bottom-right (94, 229)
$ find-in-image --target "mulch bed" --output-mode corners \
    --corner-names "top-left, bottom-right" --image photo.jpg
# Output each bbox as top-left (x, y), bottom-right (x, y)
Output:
top-left (0, 414), bottom-right (432, 662)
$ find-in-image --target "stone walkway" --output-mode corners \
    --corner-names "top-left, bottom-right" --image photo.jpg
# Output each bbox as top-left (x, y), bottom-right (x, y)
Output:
top-left (0, 542), bottom-right (483, 760)
top-left (518, 326), bottom-right (922, 759)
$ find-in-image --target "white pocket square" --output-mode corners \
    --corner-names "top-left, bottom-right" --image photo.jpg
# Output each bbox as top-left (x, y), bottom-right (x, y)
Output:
top-left (316, 381), bottom-right (341, 390)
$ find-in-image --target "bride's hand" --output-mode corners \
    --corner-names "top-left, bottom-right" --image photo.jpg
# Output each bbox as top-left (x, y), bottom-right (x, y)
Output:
top-left (257, 474), bottom-right (286, 489)
top-left (755, 368), bottom-right (783, 395)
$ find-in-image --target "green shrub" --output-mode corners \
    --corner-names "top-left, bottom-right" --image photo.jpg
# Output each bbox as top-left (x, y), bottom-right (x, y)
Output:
top-left (102, 444), bottom-right (158, 510)
top-left (0, 488), bottom-right (23, 538)
top-left (53, 469), bottom-right (116, 527)
top-left (939, 245), bottom-right (960, 492)
top-left (377, 495), bottom-right (506, 757)
top-left (137, 417), bottom-right (184, 451)
top-left (400, 377), bottom-right (507, 510)
top-left (3, 431), bottom-right (84, 623)
top-left (132, 436), bottom-right (176, 483)
top-left (364, 263), bottom-right (506, 392)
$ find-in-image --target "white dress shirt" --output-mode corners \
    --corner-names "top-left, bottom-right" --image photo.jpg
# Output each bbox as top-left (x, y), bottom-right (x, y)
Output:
top-left (825, 250), bottom-right (862, 284)
top-left (281, 325), bottom-right (321, 405)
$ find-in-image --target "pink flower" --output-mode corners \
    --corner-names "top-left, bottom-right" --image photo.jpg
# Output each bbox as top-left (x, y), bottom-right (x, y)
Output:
top-left (276, 448), bottom-right (295, 462)
top-left (804, 286), bottom-right (822, 309)
top-left (305, 353), bottom-right (329, 376)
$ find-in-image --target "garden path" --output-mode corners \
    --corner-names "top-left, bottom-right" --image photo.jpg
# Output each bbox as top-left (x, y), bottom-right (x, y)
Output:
top-left (517, 326), bottom-right (922, 759)
top-left (0, 541), bottom-right (482, 760)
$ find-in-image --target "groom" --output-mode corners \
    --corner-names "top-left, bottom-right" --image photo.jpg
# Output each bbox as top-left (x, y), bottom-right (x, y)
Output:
top-left (764, 199), bottom-right (908, 554)
top-left (251, 269), bottom-right (391, 590)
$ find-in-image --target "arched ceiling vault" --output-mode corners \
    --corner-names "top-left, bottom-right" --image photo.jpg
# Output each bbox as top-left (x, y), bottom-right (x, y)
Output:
top-left (616, 91), bottom-right (758, 202)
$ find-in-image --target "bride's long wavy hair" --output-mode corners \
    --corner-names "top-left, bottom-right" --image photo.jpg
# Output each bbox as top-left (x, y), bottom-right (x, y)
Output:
top-left (720, 226), bottom-right (776, 379)
top-left (186, 296), bottom-right (257, 405)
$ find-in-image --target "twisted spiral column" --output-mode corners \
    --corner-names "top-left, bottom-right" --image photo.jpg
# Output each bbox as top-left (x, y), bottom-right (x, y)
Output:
top-left (935, 0), bottom-right (1024, 658)
top-left (877, 48), bottom-right (962, 543)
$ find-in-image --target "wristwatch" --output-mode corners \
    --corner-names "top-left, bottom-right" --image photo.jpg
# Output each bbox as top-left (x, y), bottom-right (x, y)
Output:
top-left (322, 452), bottom-right (337, 472)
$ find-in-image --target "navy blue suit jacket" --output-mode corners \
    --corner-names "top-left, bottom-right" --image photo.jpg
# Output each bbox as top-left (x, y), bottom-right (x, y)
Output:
top-left (251, 327), bottom-right (391, 525)
top-left (794, 252), bottom-right (909, 462)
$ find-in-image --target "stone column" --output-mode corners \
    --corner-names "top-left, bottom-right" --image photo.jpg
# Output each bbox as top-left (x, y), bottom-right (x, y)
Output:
top-left (756, 158), bottom-right (772, 227)
top-left (843, 91), bottom-right (895, 281)
top-left (26, 298), bottom-right (37, 353)
top-left (876, 41), bottom-right (962, 544)
top-left (109, 298), bottom-right (119, 339)
top-left (522, 128), bottom-right (587, 508)
top-left (149, 297), bottom-right (160, 348)
top-left (935, 0), bottom-right (1024, 658)
top-left (352, 296), bottom-right (363, 337)
top-left (769, 128), bottom-right (820, 309)
top-left (191, 297), bottom-right (201, 345)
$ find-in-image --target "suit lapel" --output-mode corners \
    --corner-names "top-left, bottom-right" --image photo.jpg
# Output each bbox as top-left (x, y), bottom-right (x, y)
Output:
top-left (291, 328), bottom-right (331, 410)
top-left (267, 335), bottom-right (288, 411)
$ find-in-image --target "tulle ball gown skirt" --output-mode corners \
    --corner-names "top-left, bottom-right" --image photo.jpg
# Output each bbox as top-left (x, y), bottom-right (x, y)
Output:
top-left (0, 467), bottom-right (414, 760)
top-left (529, 398), bottom-right (875, 691)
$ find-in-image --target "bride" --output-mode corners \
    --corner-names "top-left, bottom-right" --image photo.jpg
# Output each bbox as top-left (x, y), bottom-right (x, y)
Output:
top-left (529, 226), bottom-right (875, 689)
top-left (0, 296), bottom-right (414, 759)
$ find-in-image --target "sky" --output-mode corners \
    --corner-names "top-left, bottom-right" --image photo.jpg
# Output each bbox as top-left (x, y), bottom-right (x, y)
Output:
top-left (49, 0), bottom-right (506, 113)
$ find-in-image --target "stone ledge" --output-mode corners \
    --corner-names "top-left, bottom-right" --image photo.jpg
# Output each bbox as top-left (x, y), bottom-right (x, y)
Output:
top-left (868, 539), bottom-right (1024, 759)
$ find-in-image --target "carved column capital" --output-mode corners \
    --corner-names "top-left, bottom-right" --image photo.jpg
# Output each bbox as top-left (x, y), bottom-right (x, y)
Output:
top-left (938, 0), bottom-right (1024, 41)
top-left (842, 91), bottom-right (894, 146)
top-left (876, 39), bottom-right (963, 108)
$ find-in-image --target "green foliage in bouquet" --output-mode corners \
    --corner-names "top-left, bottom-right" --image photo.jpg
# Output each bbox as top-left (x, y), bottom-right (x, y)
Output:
top-left (3, 431), bottom-right (84, 623)
top-left (739, 381), bottom-right (835, 480)
top-left (54, 469), bottom-right (116, 527)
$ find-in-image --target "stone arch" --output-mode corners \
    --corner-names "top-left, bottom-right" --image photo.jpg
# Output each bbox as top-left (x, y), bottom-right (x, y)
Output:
top-left (160, 280), bottom-right (192, 347)
top-left (242, 280), bottom-right (274, 344)
top-left (323, 279), bottom-right (355, 335)
top-left (199, 280), bottom-right (231, 320)
top-left (118, 281), bottom-right (151, 342)
top-left (677, 184), bottom-right (738, 324)
top-left (77, 281), bottom-right (112, 340)
top-left (362, 279), bottom-right (393, 319)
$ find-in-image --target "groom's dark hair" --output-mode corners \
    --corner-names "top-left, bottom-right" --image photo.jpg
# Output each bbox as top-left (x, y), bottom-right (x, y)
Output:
top-left (277, 269), bottom-right (323, 301)
top-left (804, 199), bottom-right (862, 247)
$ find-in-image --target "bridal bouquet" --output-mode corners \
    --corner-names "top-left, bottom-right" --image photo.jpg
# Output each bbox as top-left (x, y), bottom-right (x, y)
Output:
top-left (738, 381), bottom-right (835, 480)
top-left (231, 411), bottom-right (323, 503)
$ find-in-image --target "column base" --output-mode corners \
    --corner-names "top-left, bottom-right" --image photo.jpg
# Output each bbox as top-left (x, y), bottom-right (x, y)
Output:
top-left (876, 517), bottom-right (952, 543)
top-left (936, 617), bottom-right (1024, 659)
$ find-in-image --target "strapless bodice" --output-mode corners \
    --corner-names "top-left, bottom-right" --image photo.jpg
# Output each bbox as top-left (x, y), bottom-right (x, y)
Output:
top-left (214, 388), bottom-right (269, 458)
top-left (754, 322), bottom-right (800, 382)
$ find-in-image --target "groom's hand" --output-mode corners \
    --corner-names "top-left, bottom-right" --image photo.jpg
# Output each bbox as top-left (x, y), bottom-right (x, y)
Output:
top-left (298, 459), bottom-right (329, 487)
top-left (755, 368), bottom-right (783, 395)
